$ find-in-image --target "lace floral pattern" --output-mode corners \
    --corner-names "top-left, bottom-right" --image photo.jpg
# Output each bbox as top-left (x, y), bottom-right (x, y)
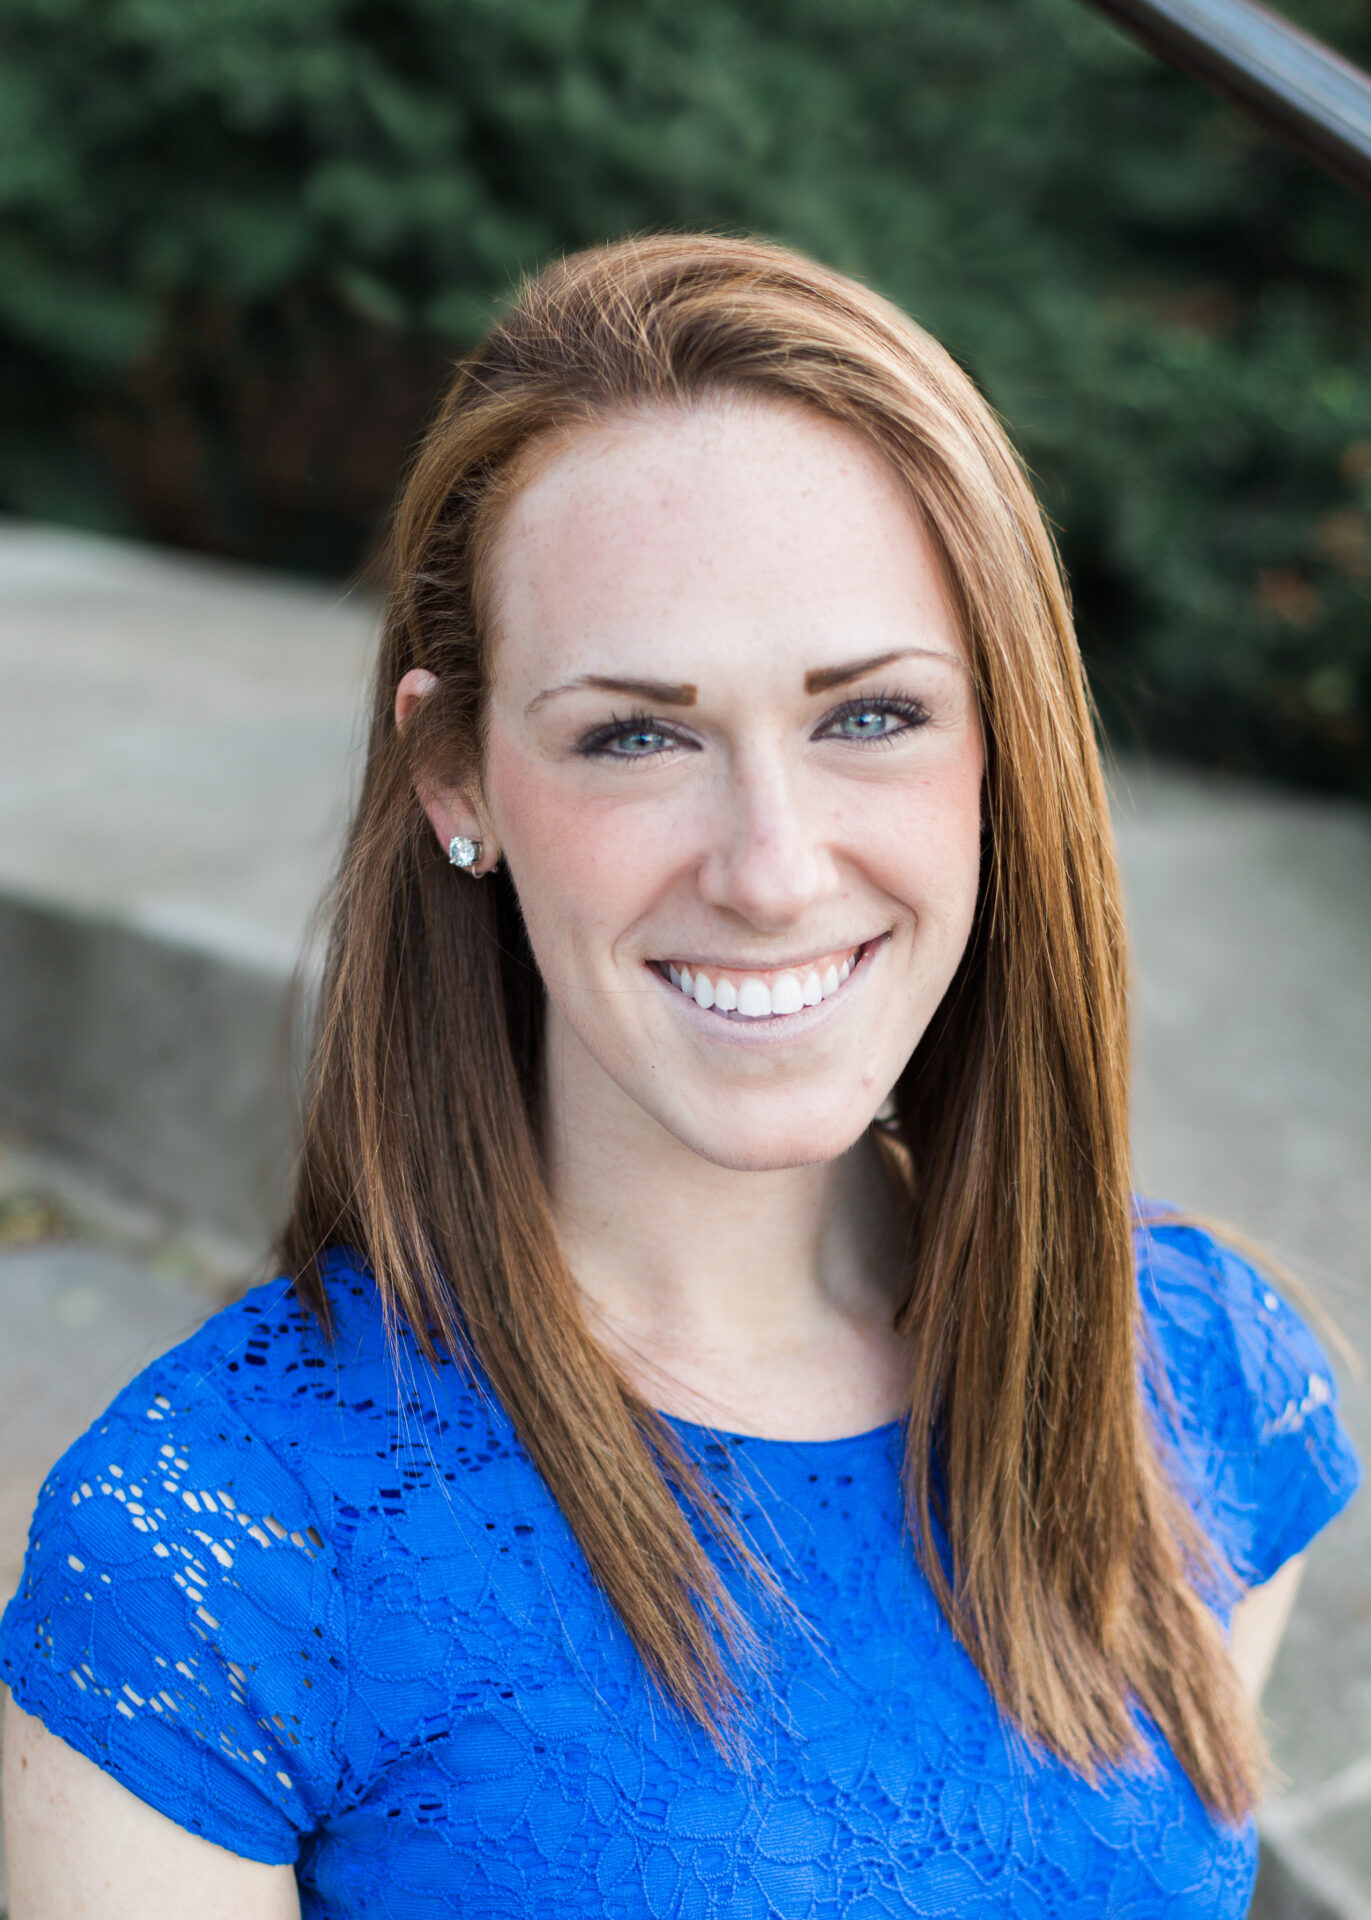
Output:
top-left (1, 1220), bottom-right (1359, 1917)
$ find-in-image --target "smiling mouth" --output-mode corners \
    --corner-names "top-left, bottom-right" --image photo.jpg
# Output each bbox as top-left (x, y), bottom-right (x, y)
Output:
top-left (649, 940), bottom-right (875, 1019)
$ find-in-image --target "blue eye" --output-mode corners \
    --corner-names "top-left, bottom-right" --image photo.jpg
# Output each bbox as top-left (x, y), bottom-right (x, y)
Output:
top-left (578, 712), bottom-right (683, 760)
top-left (610, 726), bottom-right (672, 756)
top-left (819, 695), bottom-right (929, 743)
top-left (834, 708), bottom-right (900, 739)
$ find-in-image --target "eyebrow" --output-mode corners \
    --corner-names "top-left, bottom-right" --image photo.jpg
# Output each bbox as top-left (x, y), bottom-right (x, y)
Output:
top-left (804, 648), bottom-right (953, 694)
top-left (526, 674), bottom-right (698, 713)
top-left (528, 648), bottom-right (957, 713)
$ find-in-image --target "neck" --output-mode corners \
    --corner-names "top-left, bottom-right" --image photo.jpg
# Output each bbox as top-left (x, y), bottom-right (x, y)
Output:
top-left (541, 1011), bottom-right (911, 1438)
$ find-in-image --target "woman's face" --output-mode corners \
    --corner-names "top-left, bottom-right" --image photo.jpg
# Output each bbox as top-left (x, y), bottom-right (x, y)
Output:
top-left (431, 399), bottom-right (985, 1173)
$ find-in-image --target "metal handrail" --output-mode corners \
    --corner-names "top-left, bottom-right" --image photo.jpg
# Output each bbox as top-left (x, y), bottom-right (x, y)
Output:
top-left (1077, 0), bottom-right (1371, 199)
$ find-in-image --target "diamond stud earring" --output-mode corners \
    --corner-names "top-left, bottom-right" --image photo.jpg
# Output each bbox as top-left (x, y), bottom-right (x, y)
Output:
top-left (448, 835), bottom-right (481, 872)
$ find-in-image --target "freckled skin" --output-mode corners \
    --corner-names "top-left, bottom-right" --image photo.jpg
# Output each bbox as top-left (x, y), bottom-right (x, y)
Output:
top-left (403, 396), bottom-right (983, 1442)
top-left (465, 400), bottom-right (986, 1176)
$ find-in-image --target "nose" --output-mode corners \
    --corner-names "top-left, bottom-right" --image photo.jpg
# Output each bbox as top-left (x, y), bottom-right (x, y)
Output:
top-left (696, 748), bottom-right (839, 931)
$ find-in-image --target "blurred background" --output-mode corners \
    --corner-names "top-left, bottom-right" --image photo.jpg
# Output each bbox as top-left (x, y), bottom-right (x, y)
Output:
top-left (0, 0), bottom-right (1369, 1913)
top-left (3, 0), bottom-right (1370, 789)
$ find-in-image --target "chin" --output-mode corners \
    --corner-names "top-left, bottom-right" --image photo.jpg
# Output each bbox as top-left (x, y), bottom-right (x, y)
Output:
top-left (659, 1097), bottom-right (878, 1175)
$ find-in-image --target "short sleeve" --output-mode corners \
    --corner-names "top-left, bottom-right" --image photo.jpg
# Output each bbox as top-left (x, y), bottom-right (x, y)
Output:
top-left (0, 1351), bottom-right (348, 1864)
top-left (1135, 1215), bottom-right (1362, 1594)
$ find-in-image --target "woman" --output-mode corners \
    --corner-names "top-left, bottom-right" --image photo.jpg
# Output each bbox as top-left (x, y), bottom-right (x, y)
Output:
top-left (1, 235), bottom-right (1359, 1918)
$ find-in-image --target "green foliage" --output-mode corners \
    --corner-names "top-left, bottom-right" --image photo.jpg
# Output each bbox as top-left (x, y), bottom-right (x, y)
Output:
top-left (2, 0), bottom-right (1369, 790)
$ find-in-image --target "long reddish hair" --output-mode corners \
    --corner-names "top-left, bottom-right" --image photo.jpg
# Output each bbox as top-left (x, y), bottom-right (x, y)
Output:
top-left (282, 233), bottom-right (1263, 1819)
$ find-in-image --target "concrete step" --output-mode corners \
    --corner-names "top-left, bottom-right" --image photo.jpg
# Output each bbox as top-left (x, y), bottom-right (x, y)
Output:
top-left (1116, 764), bottom-right (1371, 1916)
top-left (0, 519), bottom-right (377, 1250)
top-left (0, 521), bottom-right (1367, 1911)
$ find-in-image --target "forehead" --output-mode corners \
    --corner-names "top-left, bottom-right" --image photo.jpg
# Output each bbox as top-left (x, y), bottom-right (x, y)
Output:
top-left (483, 398), bottom-right (962, 696)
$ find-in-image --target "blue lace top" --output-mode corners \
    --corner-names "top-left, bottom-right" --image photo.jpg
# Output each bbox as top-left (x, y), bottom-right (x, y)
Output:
top-left (1, 1218), bottom-right (1359, 1917)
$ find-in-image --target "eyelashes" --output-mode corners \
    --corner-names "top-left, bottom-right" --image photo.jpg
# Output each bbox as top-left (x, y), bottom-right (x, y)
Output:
top-left (575, 711), bottom-right (687, 760)
top-left (576, 691), bottom-right (932, 762)
top-left (821, 692), bottom-right (930, 745)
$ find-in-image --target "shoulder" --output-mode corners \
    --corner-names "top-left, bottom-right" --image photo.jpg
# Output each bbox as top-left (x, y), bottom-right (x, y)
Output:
top-left (1132, 1207), bottom-right (1361, 1589)
top-left (0, 1266), bottom-right (371, 1859)
top-left (131, 1249), bottom-right (394, 1431)
top-left (69, 1247), bottom-right (509, 1475)
top-left (0, 1250), bottom-right (542, 1860)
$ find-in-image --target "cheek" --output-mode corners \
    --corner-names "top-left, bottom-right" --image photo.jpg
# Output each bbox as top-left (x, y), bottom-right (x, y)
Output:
top-left (484, 732), bottom-right (674, 972)
top-left (926, 763), bottom-right (986, 944)
top-left (931, 759), bottom-right (986, 910)
top-left (852, 747), bottom-right (984, 937)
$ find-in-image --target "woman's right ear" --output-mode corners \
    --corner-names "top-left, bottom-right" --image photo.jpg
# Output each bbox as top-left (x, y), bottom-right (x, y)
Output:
top-left (395, 668), bottom-right (439, 732)
top-left (395, 667), bottom-right (446, 836)
top-left (394, 669), bottom-right (499, 876)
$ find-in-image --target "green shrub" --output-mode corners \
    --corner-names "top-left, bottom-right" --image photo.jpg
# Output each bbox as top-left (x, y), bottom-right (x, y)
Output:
top-left (2, 0), bottom-right (1368, 791)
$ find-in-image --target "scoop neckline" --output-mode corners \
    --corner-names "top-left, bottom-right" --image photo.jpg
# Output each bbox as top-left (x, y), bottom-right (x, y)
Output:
top-left (662, 1410), bottom-right (904, 1451)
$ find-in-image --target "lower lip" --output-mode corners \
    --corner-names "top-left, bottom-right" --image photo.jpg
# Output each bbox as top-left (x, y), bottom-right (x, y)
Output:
top-left (650, 938), bottom-right (884, 1037)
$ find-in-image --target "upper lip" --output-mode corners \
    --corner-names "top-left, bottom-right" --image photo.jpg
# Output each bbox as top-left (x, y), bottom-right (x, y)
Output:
top-left (651, 937), bottom-right (880, 971)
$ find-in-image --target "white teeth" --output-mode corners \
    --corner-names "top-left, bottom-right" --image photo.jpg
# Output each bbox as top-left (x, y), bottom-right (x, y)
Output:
top-left (771, 973), bottom-right (804, 1016)
top-left (736, 978), bottom-right (772, 1018)
top-left (661, 944), bottom-right (865, 1016)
